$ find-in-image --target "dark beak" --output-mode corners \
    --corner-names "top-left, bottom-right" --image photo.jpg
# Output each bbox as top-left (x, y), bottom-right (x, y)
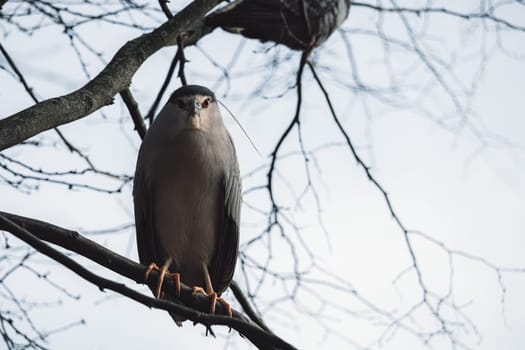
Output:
top-left (189, 99), bottom-right (202, 115)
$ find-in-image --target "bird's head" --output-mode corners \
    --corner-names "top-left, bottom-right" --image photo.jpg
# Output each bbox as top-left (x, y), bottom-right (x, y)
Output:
top-left (167, 85), bottom-right (221, 132)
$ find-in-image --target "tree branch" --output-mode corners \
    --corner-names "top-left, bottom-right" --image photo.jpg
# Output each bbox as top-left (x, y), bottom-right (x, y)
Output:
top-left (0, 211), bottom-right (296, 350)
top-left (144, 50), bottom-right (179, 125)
top-left (0, 0), bottom-right (220, 151)
top-left (230, 280), bottom-right (273, 333)
top-left (120, 88), bottom-right (147, 139)
top-left (352, 2), bottom-right (525, 32)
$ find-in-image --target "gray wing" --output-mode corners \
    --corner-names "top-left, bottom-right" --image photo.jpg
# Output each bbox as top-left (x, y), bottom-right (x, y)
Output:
top-left (206, 0), bottom-right (346, 49)
top-left (133, 146), bottom-right (168, 270)
top-left (206, 0), bottom-right (309, 49)
top-left (209, 139), bottom-right (242, 295)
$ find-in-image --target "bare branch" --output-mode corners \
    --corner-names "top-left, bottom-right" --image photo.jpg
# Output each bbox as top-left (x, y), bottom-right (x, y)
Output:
top-left (0, 212), bottom-right (296, 350)
top-left (352, 2), bottom-right (525, 32)
top-left (267, 50), bottom-right (310, 211)
top-left (0, 0), bottom-right (221, 151)
top-left (120, 88), bottom-right (147, 139)
top-left (145, 51), bottom-right (179, 125)
top-left (230, 280), bottom-right (273, 334)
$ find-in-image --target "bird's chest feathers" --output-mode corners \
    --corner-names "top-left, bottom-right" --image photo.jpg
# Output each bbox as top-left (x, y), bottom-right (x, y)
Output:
top-left (154, 131), bottom-right (225, 181)
top-left (147, 131), bottom-right (226, 266)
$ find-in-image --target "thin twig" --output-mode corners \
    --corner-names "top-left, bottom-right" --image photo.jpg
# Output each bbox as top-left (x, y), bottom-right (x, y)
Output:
top-left (120, 88), bottom-right (147, 139)
top-left (352, 2), bottom-right (525, 32)
top-left (145, 50), bottom-right (179, 125)
top-left (267, 50), bottom-right (310, 210)
top-left (0, 0), bottom-right (222, 151)
top-left (177, 36), bottom-right (188, 86)
top-left (158, 0), bottom-right (172, 19)
top-left (230, 280), bottom-right (272, 334)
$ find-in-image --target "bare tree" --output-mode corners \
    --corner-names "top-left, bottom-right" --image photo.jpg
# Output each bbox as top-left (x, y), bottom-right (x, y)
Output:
top-left (1, 0), bottom-right (524, 349)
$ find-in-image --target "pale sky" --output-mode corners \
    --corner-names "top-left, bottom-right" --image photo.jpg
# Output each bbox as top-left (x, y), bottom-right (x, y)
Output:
top-left (1, 1), bottom-right (524, 349)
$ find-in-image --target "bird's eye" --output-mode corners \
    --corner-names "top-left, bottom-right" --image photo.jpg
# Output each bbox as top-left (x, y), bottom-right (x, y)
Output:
top-left (201, 98), bottom-right (210, 108)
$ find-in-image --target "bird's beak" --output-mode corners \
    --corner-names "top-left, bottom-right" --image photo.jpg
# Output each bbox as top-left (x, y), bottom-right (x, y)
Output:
top-left (189, 99), bottom-right (202, 116)
top-left (186, 99), bottom-right (203, 129)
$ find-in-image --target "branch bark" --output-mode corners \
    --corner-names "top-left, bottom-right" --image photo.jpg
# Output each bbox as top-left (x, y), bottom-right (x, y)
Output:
top-left (0, 0), bottom-right (219, 151)
top-left (120, 88), bottom-right (147, 139)
top-left (0, 211), bottom-right (296, 350)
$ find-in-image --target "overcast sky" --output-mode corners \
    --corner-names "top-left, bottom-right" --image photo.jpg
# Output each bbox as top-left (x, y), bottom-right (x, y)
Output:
top-left (1, 1), bottom-right (524, 349)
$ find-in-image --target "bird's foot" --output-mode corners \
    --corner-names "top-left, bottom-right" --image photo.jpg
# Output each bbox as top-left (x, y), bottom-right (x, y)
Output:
top-left (144, 262), bottom-right (180, 298)
top-left (192, 287), bottom-right (232, 316)
top-left (192, 286), bottom-right (208, 297)
top-left (144, 262), bottom-right (160, 282)
top-left (210, 292), bottom-right (232, 317)
top-left (166, 271), bottom-right (181, 296)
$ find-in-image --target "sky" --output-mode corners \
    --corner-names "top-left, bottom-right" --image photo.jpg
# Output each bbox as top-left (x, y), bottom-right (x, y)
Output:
top-left (1, 1), bottom-right (524, 349)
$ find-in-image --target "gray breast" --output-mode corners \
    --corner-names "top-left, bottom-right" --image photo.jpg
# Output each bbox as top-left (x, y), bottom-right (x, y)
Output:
top-left (134, 127), bottom-right (234, 288)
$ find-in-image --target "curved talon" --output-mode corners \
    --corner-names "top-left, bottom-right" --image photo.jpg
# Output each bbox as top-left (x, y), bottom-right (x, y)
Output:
top-left (192, 288), bottom-right (232, 316)
top-left (144, 262), bottom-right (165, 297)
top-left (216, 295), bottom-right (232, 317)
top-left (144, 259), bottom-right (178, 298)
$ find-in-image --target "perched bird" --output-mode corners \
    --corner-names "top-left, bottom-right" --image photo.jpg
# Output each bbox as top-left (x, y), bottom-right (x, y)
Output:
top-left (133, 85), bottom-right (241, 323)
top-left (206, 0), bottom-right (352, 50)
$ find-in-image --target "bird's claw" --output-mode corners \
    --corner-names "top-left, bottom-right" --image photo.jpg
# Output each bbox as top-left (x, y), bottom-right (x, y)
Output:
top-left (192, 287), bottom-right (232, 316)
top-left (144, 263), bottom-right (160, 282)
top-left (144, 262), bottom-right (180, 298)
top-left (192, 286), bottom-right (208, 297)
top-left (167, 272), bottom-right (181, 296)
top-left (211, 292), bottom-right (233, 317)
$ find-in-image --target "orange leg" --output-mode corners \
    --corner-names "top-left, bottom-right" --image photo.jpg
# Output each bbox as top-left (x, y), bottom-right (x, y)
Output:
top-left (144, 258), bottom-right (180, 298)
top-left (192, 288), bottom-right (233, 317)
top-left (210, 292), bottom-right (232, 317)
top-left (167, 271), bottom-right (181, 296)
top-left (192, 264), bottom-right (233, 317)
top-left (144, 262), bottom-right (160, 281)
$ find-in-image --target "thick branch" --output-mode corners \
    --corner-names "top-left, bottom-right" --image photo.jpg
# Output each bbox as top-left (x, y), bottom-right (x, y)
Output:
top-left (0, 211), bottom-right (231, 316)
top-left (0, 212), bottom-right (296, 349)
top-left (0, 0), bottom-right (220, 151)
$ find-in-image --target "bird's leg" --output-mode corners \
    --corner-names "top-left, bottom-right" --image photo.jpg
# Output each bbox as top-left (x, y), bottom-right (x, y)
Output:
top-left (192, 286), bottom-right (208, 297)
top-left (144, 258), bottom-right (180, 298)
top-left (166, 271), bottom-right (181, 297)
top-left (191, 263), bottom-right (233, 317)
top-left (209, 292), bottom-right (233, 317)
top-left (144, 262), bottom-right (160, 281)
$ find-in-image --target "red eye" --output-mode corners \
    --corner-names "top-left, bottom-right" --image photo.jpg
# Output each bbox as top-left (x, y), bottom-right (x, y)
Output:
top-left (201, 99), bottom-right (210, 108)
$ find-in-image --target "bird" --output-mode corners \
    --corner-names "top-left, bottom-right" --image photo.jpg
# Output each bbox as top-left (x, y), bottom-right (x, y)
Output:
top-left (205, 0), bottom-right (352, 50)
top-left (133, 85), bottom-right (241, 324)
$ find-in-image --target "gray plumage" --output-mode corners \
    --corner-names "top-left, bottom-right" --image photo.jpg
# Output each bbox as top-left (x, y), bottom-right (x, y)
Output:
top-left (133, 85), bottom-right (241, 322)
top-left (206, 0), bottom-right (352, 50)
